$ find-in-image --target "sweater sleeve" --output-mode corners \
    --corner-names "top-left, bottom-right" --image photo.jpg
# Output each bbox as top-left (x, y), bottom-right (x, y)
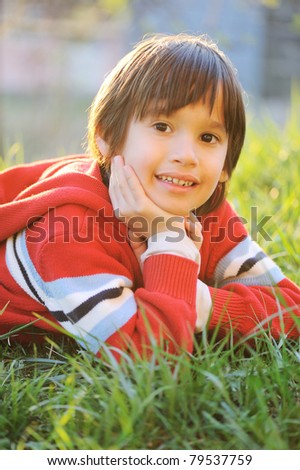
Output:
top-left (5, 214), bottom-right (199, 358)
top-left (202, 201), bottom-right (300, 340)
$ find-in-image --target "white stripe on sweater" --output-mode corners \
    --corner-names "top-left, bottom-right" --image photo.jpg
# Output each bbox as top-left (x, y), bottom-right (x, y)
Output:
top-left (6, 230), bottom-right (137, 351)
top-left (213, 236), bottom-right (284, 287)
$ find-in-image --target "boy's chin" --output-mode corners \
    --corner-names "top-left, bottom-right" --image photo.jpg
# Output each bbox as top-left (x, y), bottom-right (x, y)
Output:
top-left (148, 194), bottom-right (198, 217)
top-left (161, 206), bottom-right (198, 217)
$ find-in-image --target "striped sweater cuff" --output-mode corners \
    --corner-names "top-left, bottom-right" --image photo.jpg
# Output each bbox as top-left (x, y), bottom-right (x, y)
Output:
top-left (141, 231), bottom-right (201, 268)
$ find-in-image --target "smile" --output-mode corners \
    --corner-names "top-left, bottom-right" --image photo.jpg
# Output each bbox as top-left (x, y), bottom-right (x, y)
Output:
top-left (156, 175), bottom-right (195, 187)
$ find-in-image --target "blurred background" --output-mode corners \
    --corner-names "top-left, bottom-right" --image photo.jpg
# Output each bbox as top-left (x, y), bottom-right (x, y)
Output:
top-left (1, 0), bottom-right (300, 162)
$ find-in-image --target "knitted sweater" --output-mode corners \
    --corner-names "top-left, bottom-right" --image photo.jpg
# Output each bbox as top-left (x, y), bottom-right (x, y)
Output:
top-left (0, 155), bottom-right (299, 357)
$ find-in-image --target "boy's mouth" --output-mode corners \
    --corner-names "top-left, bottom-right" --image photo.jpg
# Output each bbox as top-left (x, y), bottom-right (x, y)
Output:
top-left (156, 175), bottom-right (197, 187)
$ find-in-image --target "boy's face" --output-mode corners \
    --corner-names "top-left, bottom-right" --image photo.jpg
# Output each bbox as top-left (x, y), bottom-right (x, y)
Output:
top-left (117, 92), bottom-right (228, 216)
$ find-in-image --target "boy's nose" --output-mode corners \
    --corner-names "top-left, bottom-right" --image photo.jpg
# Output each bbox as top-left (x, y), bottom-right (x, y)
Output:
top-left (169, 135), bottom-right (198, 166)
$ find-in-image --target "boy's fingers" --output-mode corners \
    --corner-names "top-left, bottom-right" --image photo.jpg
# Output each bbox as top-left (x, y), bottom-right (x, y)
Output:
top-left (185, 215), bottom-right (203, 246)
top-left (108, 169), bottom-right (120, 212)
top-left (110, 156), bottom-right (128, 200)
top-left (109, 157), bottom-right (131, 212)
top-left (112, 156), bottom-right (140, 207)
top-left (123, 165), bottom-right (145, 200)
top-left (128, 229), bottom-right (147, 245)
top-left (109, 157), bottom-right (143, 222)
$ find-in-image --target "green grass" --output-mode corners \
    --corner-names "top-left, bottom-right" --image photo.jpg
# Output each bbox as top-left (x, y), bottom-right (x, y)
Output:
top-left (0, 336), bottom-right (299, 450)
top-left (0, 107), bottom-right (300, 450)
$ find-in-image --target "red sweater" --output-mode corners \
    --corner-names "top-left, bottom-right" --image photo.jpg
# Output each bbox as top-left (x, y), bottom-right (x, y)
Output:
top-left (0, 156), bottom-right (299, 357)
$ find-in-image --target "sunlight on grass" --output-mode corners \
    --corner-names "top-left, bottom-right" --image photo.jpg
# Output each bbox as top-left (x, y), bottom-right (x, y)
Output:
top-left (229, 100), bottom-right (300, 284)
top-left (0, 142), bottom-right (25, 171)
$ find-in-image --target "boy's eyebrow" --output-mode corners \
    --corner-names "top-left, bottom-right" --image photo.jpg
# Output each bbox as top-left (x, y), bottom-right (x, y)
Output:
top-left (207, 120), bottom-right (227, 134)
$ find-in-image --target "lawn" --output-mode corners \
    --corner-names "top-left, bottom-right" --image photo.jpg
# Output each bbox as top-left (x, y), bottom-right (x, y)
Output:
top-left (0, 105), bottom-right (299, 450)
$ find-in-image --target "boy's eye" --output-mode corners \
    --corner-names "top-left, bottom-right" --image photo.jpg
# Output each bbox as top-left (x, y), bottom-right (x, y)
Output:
top-left (201, 133), bottom-right (218, 143)
top-left (153, 122), bottom-right (171, 133)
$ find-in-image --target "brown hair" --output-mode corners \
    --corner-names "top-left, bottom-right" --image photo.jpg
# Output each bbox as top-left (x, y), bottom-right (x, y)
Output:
top-left (88, 33), bottom-right (246, 214)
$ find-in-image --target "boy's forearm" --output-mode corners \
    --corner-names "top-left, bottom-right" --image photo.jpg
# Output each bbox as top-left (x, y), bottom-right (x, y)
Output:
top-left (207, 280), bottom-right (300, 339)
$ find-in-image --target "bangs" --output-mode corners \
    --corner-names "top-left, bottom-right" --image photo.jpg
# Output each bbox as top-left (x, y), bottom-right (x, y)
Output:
top-left (131, 39), bottom-right (225, 121)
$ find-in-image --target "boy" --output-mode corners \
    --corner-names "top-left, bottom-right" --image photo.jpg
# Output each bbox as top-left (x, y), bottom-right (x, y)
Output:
top-left (0, 34), bottom-right (299, 359)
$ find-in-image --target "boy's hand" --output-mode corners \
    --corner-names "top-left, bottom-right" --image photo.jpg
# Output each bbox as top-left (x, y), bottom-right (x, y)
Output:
top-left (109, 155), bottom-right (202, 251)
top-left (109, 155), bottom-right (179, 236)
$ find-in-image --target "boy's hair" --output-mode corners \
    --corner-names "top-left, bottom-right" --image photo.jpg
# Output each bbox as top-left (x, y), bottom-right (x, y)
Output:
top-left (88, 33), bottom-right (246, 214)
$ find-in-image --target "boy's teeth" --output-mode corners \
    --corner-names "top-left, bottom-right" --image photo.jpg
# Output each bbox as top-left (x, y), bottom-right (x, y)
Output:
top-left (158, 175), bottom-right (194, 187)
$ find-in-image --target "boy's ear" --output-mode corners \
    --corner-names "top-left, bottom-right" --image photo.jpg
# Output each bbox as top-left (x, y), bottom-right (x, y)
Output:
top-left (96, 135), bottom-right (109, 157)
top-left (219, 169), bottom-right (229, 183)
